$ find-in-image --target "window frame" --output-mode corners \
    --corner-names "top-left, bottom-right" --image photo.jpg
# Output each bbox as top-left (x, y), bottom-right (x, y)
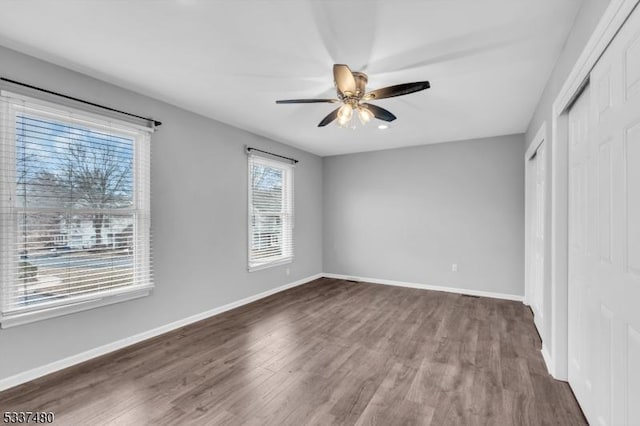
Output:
top-left (0, 91), bottom-right (153, 328)
top-left (247, 154), bottom-right (294, 272)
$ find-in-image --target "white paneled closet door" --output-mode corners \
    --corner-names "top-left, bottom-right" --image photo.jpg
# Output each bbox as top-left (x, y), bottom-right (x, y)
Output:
top-left (568, 5), bottom-right (640, 425)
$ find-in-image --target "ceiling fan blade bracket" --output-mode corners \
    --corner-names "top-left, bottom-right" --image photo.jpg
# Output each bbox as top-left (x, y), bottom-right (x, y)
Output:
top-left (275, 99), bottom-right (339, 104)
top-left (364, 81), bottom-right (430, 101)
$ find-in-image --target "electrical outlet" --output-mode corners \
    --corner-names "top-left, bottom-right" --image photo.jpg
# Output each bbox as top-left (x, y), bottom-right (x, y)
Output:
top-left (451, 264), bottom-right (458, 272)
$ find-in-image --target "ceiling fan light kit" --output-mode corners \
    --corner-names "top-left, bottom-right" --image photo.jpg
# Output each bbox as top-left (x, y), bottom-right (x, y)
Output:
top-left (337, 103), bottom-right (353, 126)
top-left (276, 64), bottom-right (430, 128)
top-left (358, 106), bottom-right (373, 125)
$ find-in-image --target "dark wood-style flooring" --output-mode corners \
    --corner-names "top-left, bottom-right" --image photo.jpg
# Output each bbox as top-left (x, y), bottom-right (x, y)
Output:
top-left (0, 278), bottom-right (586, 425)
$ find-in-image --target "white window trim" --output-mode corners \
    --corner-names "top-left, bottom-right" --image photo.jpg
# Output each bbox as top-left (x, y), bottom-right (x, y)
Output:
top-left (247, 154), bottom-right (294, 272)
top-left (0, 287), bottom-right (151, 328)
top-left (0, 91), bottom-right (153, 328)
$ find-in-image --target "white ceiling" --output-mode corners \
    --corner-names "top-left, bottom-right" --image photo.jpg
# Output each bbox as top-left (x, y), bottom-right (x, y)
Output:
top-left (0, 0), bottom-right (583, 156)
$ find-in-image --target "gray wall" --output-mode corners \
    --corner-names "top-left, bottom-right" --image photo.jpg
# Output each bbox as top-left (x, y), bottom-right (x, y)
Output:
top-left (524, 0), bottom-right (610, 355)
top-left (526, 0), bottom-right (611, 147)
top-left (0, 45), bottom-right (323, 381)
top-left (323, 134), bottom-right (525, 297)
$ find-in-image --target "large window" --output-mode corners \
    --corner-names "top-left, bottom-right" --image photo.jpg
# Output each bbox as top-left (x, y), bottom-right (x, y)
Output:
top-left (0, 92), bottom-right (152, 327)
top-left (248, 154), bottom-right (294, 271)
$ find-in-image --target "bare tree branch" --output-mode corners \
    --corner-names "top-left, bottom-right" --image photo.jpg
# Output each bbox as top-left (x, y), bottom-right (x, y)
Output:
top-left (62, 141), bottom-right (132, 247)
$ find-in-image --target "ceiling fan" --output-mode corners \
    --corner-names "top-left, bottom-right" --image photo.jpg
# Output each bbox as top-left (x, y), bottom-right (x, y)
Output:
top-left (276, 64), bottom-right (430, 127)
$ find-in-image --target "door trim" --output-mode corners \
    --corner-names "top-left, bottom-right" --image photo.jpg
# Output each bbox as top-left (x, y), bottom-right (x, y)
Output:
top-left (549, 0), bottom-right (640, 380)
top-left (525, 124), bottom-right (547, 365)
top-left (525, 122), bottom-right (546, 307)
top-left (526, 122), bottom-right (547, 162)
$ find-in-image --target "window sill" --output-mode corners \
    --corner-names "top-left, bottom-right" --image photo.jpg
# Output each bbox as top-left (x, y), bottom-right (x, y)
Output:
top-left (0, 286), bottom-right (153, 328)
top-left (248, 257), bottom-right (292, 272)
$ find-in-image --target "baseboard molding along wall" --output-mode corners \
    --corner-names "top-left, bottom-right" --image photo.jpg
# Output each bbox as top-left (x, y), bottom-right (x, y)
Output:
top-left (323, 273), bottom-right (524, 302)
top-left (541, 344), bottom-right (554, 376)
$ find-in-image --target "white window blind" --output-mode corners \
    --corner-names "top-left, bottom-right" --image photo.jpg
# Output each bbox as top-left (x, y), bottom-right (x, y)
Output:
top-left (248, 154), bottom-right (294, 271)
top-left (0, 92), bottom-right (153, 327)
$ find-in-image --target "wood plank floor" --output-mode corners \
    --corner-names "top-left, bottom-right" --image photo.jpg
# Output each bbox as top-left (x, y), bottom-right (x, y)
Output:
top-left (0, 278), bottom-right (586, 425)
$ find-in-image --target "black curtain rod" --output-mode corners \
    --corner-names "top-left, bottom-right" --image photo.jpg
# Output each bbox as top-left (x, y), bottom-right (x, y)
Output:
top-left (247, 147), bottom-right (298, 164)
top-left (1, 77), bottom-right (162, 127)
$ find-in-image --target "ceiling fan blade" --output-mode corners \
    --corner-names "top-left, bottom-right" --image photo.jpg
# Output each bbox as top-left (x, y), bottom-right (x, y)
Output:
top-left (333, 64), bottom-right (356, 96)
top-left (361, 103), bottom-right (397, 122)
top-left (276, 99), bottom-right (339, 104)
top-left (318, 107), bottom-right (341, 127)
top-left (363, 81), bottom-right (430, 101)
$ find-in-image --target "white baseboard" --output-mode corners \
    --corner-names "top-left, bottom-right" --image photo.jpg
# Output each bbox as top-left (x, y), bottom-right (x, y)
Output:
top-left (0, 273), bottom-right (323, 392)
top-left (541, 344), bottom-right (554, 376)
top-left (323, 273), bottom-right (524, 302)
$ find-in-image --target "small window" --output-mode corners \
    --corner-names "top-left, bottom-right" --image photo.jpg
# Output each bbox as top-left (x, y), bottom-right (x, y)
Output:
top-left (248, 154), bottom-right (294, 271)
top-left (0, 92), bottom-right (153, 327)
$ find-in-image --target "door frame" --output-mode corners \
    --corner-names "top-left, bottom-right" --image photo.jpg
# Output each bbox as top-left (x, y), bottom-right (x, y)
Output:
top-left (524, 123), bottom-right (547, 358)
top-left (524, 122), bottom-right (546, 308)
top-left (548, 0), bottom-right (640, 380)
